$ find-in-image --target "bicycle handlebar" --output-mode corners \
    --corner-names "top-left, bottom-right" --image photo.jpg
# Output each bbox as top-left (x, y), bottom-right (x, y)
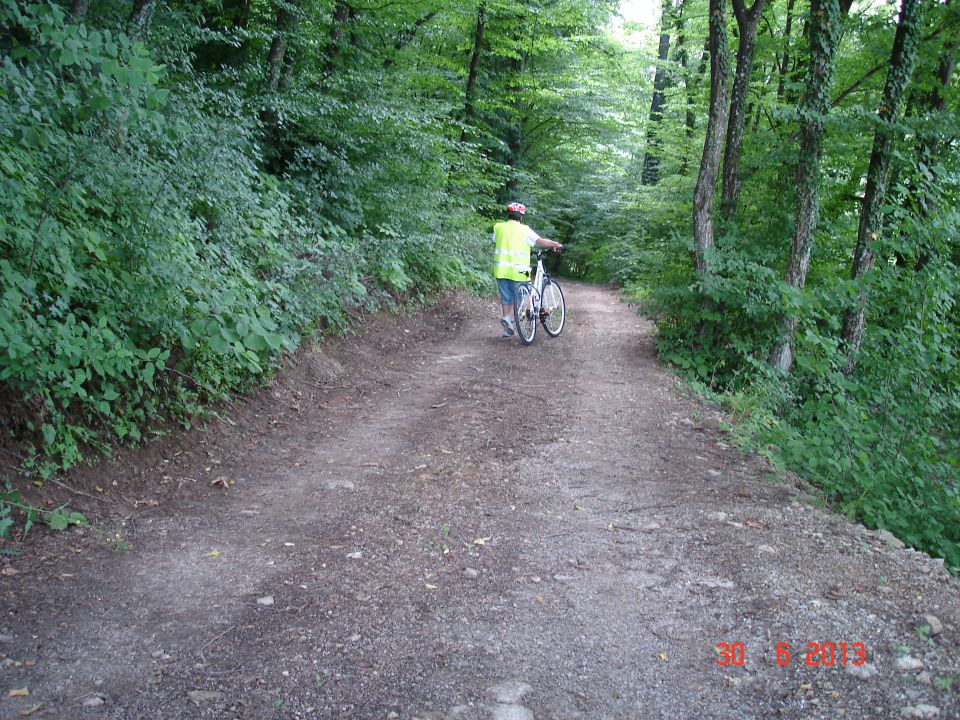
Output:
top-left (534, 246), bottom-right (564, 256)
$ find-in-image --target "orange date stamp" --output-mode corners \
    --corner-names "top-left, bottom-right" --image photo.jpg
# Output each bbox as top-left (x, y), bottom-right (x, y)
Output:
top-left (715, 641), bottom-right (868, 667)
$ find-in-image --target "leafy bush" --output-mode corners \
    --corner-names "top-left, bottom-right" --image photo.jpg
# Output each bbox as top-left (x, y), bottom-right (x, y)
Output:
top-left (648, 233), bottom-right (782, 387)
top-left (0, 1), bottom-right (493, 478)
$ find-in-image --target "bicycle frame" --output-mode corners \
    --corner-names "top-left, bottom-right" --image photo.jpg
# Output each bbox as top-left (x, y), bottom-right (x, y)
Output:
top-left (513, 247), bottom-right (565, 344)
top-left (524, 250), bottom-right (550, 309)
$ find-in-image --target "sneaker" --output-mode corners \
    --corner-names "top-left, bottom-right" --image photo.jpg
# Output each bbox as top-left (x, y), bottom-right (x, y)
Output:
top-left (500, 318), bottom-right (515, 337)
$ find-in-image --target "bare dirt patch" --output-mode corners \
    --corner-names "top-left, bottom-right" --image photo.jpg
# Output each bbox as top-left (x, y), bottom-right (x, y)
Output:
top-left (1, 284), bottom-right (958, 719)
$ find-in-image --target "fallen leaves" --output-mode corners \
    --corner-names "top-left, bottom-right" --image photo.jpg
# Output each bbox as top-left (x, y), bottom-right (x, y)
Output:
top-left (210, 476), bottom-right (231, 490)
top-left (18, 705), bottom-right (42, 717)
top-left (205, 550), bottom-right (221, 558)
top-left (9, 688), bottom-right (30, 697)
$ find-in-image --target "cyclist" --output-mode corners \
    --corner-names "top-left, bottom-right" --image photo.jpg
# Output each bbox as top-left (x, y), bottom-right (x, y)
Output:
top-left (492, 202), bottom-right (563, 337)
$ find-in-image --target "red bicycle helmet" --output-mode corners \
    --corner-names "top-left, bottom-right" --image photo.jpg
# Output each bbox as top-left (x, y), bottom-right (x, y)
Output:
top-left (506, 202), bottom-right (527, 215)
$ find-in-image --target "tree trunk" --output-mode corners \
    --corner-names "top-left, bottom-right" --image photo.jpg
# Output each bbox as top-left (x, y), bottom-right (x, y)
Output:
top-left (461, 3), bottom-right (486, 143)
top-left (769, 0), bottom-right (852, 372)
top-left (384, 11), bottom-right (438, 69)
top-left (505, 46), bottom-right (527, 197)
top-left (692, 0), bottom-right (731, 276)
top-left (265, 2), bottom-right (297, 93)
top-left (324, 1), bottom-right (351, 80)
top-left (680, 38), bottom-right (710, 177)
top-left (720, 0), bottom-right (767, 218)
top-left (776, 0), bottom-right (797, 104)
top-left (840, 0), bottom-right (924, 370)
top-left (260, 0), bottom-right (299, 173)
top-left (916, 36), bottom-right (957, 177)
top-left (127, 0), bottom-right (156, 37)
top-left (641, 0), bottom-right (673, 186)
top-left (896, 1), bottom-right (955, 270)
top-left (930, 44), bottom-right (956, 116)
top-left (69, 0), bottom-right (91, 22)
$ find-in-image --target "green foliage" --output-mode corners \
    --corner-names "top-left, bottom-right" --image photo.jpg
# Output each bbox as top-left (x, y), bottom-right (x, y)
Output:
top-left (650, 232), bottom-right (783, 386)
top-left (0, 485), bottom-right (86, 539)
top-left (562, 0), bottom-right (960, 568)
top-left (6, 0), bottom-right (953, 574)
top-left (0, 0), bottom-right (614, 482)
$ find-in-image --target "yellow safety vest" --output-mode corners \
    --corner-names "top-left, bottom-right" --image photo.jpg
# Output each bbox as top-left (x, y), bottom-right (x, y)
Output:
top-left (493, 220), bottom-right (532, 281)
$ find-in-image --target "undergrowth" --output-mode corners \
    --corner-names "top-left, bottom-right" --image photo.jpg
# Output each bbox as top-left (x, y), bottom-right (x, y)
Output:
top-left (613, 223), bottom-right (960, 572)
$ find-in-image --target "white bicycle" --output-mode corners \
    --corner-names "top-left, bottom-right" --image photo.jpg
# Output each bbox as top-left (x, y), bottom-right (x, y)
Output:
top-left (513, 248), bottom-right (566, 345)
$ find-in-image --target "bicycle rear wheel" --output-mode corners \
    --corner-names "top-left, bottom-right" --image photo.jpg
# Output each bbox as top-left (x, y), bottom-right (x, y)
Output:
top-left (540, 279), bottom-right (565, 337)
top-left (513, 283), bottom-right (537, 345)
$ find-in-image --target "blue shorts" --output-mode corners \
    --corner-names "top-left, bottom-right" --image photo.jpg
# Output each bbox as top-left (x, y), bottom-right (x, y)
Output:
top-left (496, 278), bottom-right (520, 305)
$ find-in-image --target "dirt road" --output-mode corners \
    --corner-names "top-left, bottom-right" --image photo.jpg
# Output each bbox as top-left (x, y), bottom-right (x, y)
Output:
top-left (1, 284), bottom-right (958, 719)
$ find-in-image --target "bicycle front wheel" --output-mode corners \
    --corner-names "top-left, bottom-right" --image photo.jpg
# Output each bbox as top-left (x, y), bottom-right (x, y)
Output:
top-left (514, 283), bottom-right (537, 345)
top-left (540, 279), bottom-right (565, 337)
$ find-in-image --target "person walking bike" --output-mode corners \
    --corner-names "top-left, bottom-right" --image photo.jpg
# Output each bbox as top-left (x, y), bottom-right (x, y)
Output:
top-left (492, 202), bottom-right (562, 337)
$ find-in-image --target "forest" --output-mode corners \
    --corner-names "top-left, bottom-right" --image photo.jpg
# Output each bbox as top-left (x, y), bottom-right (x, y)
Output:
top-left (0, 0), bottom-right (957, 567)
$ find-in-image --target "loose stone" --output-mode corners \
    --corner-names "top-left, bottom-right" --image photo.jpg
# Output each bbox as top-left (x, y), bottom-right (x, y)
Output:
top-left (878, 529), bottom-right (906, 549)
top-left (488, 680), bottom-right (532, 704)
top-left (900, 704), bottom-right (940, 719)
top-left (846, 662), bottom-right (879, 680)
top-left (895, 656), bottom-right (924, 672)
top-left (492, 705), bottom-right (534, 720)
top-left (922, 614), bottom-right (943, 635)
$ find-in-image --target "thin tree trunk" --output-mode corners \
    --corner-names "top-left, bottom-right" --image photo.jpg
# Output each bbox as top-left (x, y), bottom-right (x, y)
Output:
top-left (769, 0), bottom-right (853, 372)
top-left (641, 0), bottom-right (673, 186)
top-left (917, 38), bottom-right (957, 167)
top-left (69, 0), bottom-right (91, 22)
top-left (680, 38), bottom-right (710, 177)
top-left (692, 0), bottom-right (731, 276)
top-left (783, 0), bottom-right (812, 107)
top-left (840, 0), bottom-right (925, 370)
top-left (776, 0), bottom-right (797, 103)
top-left (261, 0), bottom-right (299, 173)
top-left (911, 45), bottom-right (955, 270)
top-left (720, 0), bottom-right (767, 218)
top-left (672, 0), bottom-right (692, 173)
top-left (324, 1), bottom-right (351, 81)
top-left (384, 11), bottom-right (438, 69)
top-left (505, 48), bottom-right (527, 197)
top-left (930, 44), bottom-right (956, 116)
top-left (127, 0), bottom-right (156, 37)
top-left (266, 2), bottom-right (297, 93)
top-left (461, 3), bottom-right (486, 143)
top-left (897, 1), bottom-right (955, 270)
